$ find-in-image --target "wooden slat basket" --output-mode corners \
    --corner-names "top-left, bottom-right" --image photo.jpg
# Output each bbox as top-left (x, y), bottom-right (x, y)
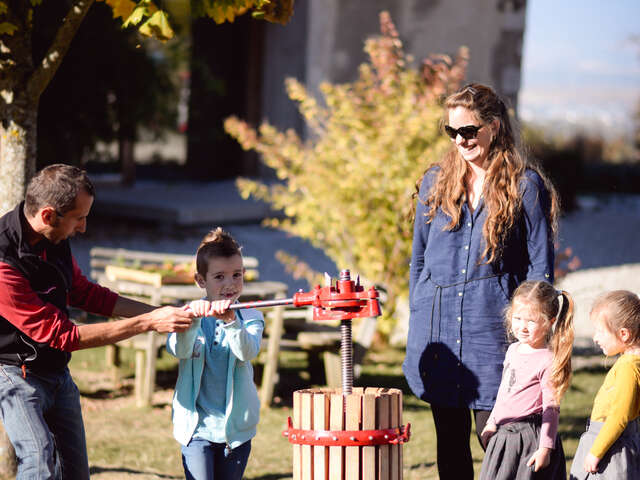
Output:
top-left (284, 387), bottom-right (409, 480)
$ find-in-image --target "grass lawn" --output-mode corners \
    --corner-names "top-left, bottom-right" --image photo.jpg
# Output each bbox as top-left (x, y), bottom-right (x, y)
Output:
top-left (65, 345), bottom-right (608, 479)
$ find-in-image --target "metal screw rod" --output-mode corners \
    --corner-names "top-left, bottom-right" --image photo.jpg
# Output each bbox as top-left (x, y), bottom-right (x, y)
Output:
top-left (341, 319), bottom-right (353, 396)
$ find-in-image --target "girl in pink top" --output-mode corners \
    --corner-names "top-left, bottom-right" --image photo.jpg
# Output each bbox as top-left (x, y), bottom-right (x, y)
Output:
top-left (479, 281), bottom-right (575, 480)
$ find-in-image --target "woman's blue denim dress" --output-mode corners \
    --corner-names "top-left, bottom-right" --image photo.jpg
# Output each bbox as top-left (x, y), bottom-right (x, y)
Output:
top-left (403, 167), bottom-right (554, 410)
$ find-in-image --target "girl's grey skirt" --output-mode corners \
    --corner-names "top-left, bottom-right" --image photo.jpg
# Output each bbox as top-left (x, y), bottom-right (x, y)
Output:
top-left (479, 415), bottom-right (566, 480)
top-left (569, 418), bottom-right (640, 479)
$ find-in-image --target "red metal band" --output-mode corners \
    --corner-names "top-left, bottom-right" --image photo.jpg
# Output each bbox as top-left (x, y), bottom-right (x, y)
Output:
top-left (282, 417), bottom-right (411, 446)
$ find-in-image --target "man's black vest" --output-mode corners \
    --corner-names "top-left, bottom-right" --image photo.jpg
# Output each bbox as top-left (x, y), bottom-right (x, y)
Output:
top-left (0, 202), bottom-right (74, 372)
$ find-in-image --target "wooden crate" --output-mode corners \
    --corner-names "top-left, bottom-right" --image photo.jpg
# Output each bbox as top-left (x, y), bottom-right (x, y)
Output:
top-left (289, 387), bottom-right (405, 480)
top-left (101, 256), bottom-right (258, 287)
top-left (105, 265), bottom-right (194, 287)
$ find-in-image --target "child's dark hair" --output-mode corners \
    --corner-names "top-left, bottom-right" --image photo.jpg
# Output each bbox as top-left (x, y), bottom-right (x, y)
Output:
top-left (591, 290), bottom-right (640, 346)
top-left (196, 227), bottom-right (242, 276)
top-left (506, 280), bottom-right (575, 403)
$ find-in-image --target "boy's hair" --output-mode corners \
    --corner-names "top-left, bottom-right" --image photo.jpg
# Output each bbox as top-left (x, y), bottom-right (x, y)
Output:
top-left (196, 227), bottom-right (242, 276)
top-left (506, 280), bottom-right (575, 403)
top-left (591, 290), bottom-right (640, 345)
top-left (25, 164), bottom-right (95, 217)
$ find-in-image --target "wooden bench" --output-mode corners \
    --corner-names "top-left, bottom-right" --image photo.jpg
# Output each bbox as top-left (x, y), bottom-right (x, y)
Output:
top-left (89, 246), bottom-right (286, 407)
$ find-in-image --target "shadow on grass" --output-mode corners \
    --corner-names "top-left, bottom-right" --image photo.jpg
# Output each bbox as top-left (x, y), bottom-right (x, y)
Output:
top-left (559, 414), bottom-right (589, 442)
top-left (89, 466), bottom-right (180, 478)
top-left (573, 364), bottom-right (608, 375)
top-left (268, 367), bottom-right (318, 408)
top-left (156, 366), bottom-right (179, 390)
top-left (407, 461), bottom-right (436, 470)
top-left (247, 474), bottom-right (293, 480)
top-left (80, 385), bottom-right (133, 399)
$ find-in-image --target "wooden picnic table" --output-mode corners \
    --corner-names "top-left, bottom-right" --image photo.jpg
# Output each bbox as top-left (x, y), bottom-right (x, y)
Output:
top-left (89, 247), bottom-right (378, 408)
top-left (98, 274), bottom-right (288, 407)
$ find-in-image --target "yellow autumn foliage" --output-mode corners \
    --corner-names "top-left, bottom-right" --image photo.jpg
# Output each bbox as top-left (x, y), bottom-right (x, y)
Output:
top-left (1, 1), bottom-right (293, 41)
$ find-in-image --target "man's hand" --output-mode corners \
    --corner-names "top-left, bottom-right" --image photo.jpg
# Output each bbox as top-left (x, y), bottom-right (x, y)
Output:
top-left (147, 305), bottom-right (194, 333)
top-left (480, 423), bottom-right (497, 449)
top-left (583, 452), bottom-right (600, 473)
top-left (76, 305), bottom-right (194, 349)
top-left (186, 299), bottom-right (234, 323)
top-left (526, 447), bottom-right (551, 472)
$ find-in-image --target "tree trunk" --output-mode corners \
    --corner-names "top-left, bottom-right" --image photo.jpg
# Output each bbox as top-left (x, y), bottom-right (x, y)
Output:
top-left (186, 16), bottom-right (256, 179)
top-left (0, 421), bottom-right (17, 479)
top-left (119, 137), bottom-right (136, 186)
top-left (0, 94), bottom-right (34, 476)
top-left (0, 95), bottom-right (37, 217)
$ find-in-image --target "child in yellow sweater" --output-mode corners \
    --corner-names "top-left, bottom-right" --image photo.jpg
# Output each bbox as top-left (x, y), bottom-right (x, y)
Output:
top-left (570, 290), bottom-right (640, 479)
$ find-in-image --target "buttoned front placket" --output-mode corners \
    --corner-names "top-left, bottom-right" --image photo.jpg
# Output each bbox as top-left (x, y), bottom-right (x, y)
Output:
top-left (456, 201), bottom-right (484, 392)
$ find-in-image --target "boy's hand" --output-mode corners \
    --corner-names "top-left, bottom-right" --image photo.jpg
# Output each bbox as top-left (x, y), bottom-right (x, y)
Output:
top-left (186, 299), bottom-right (235, 322)
top-left (583, 452), bottom-right (600, 473)
top-left (480, 423), bottom-right (497, 449)
top-left (210, 299), bottom-right (235, 323)
top-left (526, 447), bottom-right (551, 472)
top-left (187, 300), bottom-right (213, 317)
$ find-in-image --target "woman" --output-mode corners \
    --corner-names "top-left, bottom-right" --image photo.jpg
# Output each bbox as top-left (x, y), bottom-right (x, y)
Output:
top-left (402, 83), bottom-right (559, 479)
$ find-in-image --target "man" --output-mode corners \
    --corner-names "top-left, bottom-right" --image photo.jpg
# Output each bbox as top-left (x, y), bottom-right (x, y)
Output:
top-left (0, 164), bottom-right (195, 479)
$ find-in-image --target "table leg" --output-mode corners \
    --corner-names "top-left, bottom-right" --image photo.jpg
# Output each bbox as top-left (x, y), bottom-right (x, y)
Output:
top-left (260, 290), bottom-right (286, 408)
top-left (135, 349), bottom-right (145, 407)
top-left (141, 331), bottom-right (158, 407)
top-left (105, 344), bottom-right (121, 389)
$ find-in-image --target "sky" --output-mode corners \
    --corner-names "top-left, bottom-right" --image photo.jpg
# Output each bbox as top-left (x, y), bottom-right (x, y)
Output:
top-left (519, 0), bottom-right (640, 137)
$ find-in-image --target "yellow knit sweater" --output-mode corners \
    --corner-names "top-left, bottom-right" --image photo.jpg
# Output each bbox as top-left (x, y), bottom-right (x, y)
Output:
top-left (589, 353), bottom-right (640, 458)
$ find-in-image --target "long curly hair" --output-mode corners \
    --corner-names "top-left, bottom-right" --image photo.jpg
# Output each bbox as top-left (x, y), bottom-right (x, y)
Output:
top-left (418, 83), bottom-right (559, 264)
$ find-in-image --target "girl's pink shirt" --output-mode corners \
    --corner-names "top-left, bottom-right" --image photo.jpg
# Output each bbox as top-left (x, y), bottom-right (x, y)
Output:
top-left (488, 342), bottom-right (559, 449)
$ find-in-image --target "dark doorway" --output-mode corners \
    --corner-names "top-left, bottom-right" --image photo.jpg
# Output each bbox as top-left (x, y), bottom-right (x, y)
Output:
top-left (186, 15), bottom-right (263, 179)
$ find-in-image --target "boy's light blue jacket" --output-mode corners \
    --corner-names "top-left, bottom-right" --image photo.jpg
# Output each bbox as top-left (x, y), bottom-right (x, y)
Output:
top-left (166, 307), bottom-right (264, 449)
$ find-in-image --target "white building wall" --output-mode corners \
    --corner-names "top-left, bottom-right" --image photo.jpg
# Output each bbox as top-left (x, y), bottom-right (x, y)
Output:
top-left (305, 0), bottom-right (527, 109)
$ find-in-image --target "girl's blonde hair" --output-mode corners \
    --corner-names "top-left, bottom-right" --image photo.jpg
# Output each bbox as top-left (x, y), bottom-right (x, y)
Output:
top-left (506, 280), bottom-right (575, 403)
top-left (591, 290), bottom-right (640, 345)
top-left (416, 83), bottom-right (559, 264)
top-left (196, 227), bottom-right (242, 276)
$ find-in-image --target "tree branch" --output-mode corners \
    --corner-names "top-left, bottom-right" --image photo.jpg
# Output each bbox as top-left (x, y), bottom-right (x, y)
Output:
top-left (27, 0), bottom-right (96, 101)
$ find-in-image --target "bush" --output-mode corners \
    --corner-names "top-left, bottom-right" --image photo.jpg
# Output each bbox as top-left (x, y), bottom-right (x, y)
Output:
top-left (224, 12), bottom-right (468, 335)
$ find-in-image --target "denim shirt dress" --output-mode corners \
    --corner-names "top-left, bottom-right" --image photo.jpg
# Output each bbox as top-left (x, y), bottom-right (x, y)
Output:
top-left (402, 167), bottom-right (554, 410)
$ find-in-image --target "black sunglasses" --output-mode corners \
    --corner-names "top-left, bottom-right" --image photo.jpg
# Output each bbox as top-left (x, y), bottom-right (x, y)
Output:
top-left (444, 124), bottom-right (483, 141)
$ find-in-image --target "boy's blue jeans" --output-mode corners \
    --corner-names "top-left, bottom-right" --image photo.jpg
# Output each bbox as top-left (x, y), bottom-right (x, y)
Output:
top-left (182, 438), bottom-right (251, 480)
top-left (0, 365), bottom-right (89, 480)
